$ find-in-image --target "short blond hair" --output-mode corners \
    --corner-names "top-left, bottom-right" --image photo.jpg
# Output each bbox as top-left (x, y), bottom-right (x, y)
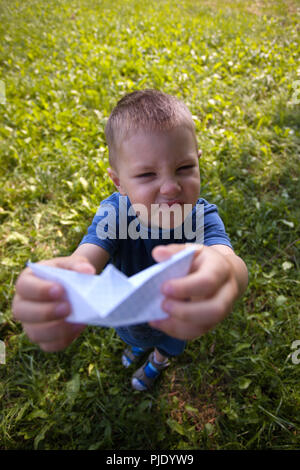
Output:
top-left (105, 89), bottom-right (196, 168)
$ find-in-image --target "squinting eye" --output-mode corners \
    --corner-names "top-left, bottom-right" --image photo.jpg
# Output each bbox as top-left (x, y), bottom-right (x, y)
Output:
top-left (137, 173), bottom-right (155, 178)
top-left (178, 165), bottom-right (195, 171)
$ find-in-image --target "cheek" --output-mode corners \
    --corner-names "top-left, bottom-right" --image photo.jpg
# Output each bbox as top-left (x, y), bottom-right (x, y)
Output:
top-left (184, 175), bottom-right (200, 192)
top-left (130, 184), bottom-right (157, 206)
top-left (183, 178), bottom-right (201, 206)
top-left (129, 185), bottom-right (158, 224)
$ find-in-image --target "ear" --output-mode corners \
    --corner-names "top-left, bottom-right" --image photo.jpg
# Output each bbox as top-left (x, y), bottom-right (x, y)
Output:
top-left (107, 168), bottom-right (127, 195)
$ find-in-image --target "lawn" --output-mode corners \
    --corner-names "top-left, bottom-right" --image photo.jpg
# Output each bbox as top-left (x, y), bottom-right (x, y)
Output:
top-left (0, 0), bottom-right (299, 450)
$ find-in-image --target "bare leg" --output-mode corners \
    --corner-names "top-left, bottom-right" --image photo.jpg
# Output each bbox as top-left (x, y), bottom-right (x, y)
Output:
top-left (154, 348), bottom-right (168, 364)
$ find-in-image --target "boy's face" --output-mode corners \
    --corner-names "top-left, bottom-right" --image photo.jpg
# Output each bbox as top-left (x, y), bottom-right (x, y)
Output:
top-left (108, 125), bottom-right (201, 229)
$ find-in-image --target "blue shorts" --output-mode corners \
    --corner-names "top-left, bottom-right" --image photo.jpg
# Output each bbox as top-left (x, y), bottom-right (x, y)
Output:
top-left (115, 323), bottom-right (186, 358)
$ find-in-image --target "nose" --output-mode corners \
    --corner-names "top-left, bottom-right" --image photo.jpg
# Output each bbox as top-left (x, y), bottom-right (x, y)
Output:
top-left (160, 177), bottom-right (181, 198)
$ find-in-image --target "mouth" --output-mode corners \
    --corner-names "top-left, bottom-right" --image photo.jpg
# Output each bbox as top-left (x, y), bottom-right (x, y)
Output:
top-left (159, 201), bottom-right (183, 207)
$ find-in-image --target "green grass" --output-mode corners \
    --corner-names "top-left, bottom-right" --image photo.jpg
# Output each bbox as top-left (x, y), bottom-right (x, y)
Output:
top-left (0, 0), bottom-right (299, 450)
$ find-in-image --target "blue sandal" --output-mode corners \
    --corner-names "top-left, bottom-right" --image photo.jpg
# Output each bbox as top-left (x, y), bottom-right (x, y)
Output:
top-left (131, 351), bottom-right (169, 391)
top-left (121, 346), bottom-right (147, 368)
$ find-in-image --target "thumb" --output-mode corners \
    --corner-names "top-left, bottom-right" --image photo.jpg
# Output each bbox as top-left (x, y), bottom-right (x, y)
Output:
top-left (152, 243), bottom-right (204, 263)
top-left (69, 256), bottom-right (96, 274)
top-left (152, 244), bottom-right (187, 263)
top-left (40, 256), bottom-right (96, 274)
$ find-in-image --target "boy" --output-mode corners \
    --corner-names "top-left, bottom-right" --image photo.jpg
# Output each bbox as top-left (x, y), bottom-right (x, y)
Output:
top-left (12, 90), bottom-right (248, 391)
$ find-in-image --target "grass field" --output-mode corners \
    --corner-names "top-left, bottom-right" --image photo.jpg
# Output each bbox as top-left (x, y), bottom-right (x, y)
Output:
top-left (0, 0), bottom-right (299, 450)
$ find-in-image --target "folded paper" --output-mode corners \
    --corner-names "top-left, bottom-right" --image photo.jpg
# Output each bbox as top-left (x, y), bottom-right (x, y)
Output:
top-left (27, 246), bottom-right (195, 327)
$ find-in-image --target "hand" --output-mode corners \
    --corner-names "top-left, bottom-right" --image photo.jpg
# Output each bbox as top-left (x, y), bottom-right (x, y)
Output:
top-left (149, 244), bottom-right (242, 340)
top-left (12, 256), bottom-right (96, 352)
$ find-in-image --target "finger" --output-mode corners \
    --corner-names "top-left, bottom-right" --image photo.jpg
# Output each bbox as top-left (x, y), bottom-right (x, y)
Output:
top-left (15, 271), bottom-right (66, 302)
top-left (161, 281), bottom-right (234, 327)
top-left (152, 244), bottom-right (186, 262)
top-left (39, 334), bottom-right (81, 352)
top-left (161, 264), bottom-right (229, 300)
top-left (23, 320), bottom-right (84, 345)
top-left (39, 256), bottom-right (96, 274)
top-left (39, 322), bottom-right (84, 352)
top-left (15, 256), bottom-right (95, 302)
top-left (152, 243), bottom-right (203, 263)
top-left (12, 295), bottom-right (71, 323)
top-left (149, 316), bottom-right (206, 340)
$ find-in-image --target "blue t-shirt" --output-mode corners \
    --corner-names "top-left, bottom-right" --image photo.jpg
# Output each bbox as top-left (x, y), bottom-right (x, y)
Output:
top-left (79, 192), bottom-right (232, 276)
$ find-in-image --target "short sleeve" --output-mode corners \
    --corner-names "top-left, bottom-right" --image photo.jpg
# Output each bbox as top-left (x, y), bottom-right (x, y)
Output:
top-left (79, 192), bottom-right (120, 257)
top-left (202, 199), bottom-right (233, 249)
